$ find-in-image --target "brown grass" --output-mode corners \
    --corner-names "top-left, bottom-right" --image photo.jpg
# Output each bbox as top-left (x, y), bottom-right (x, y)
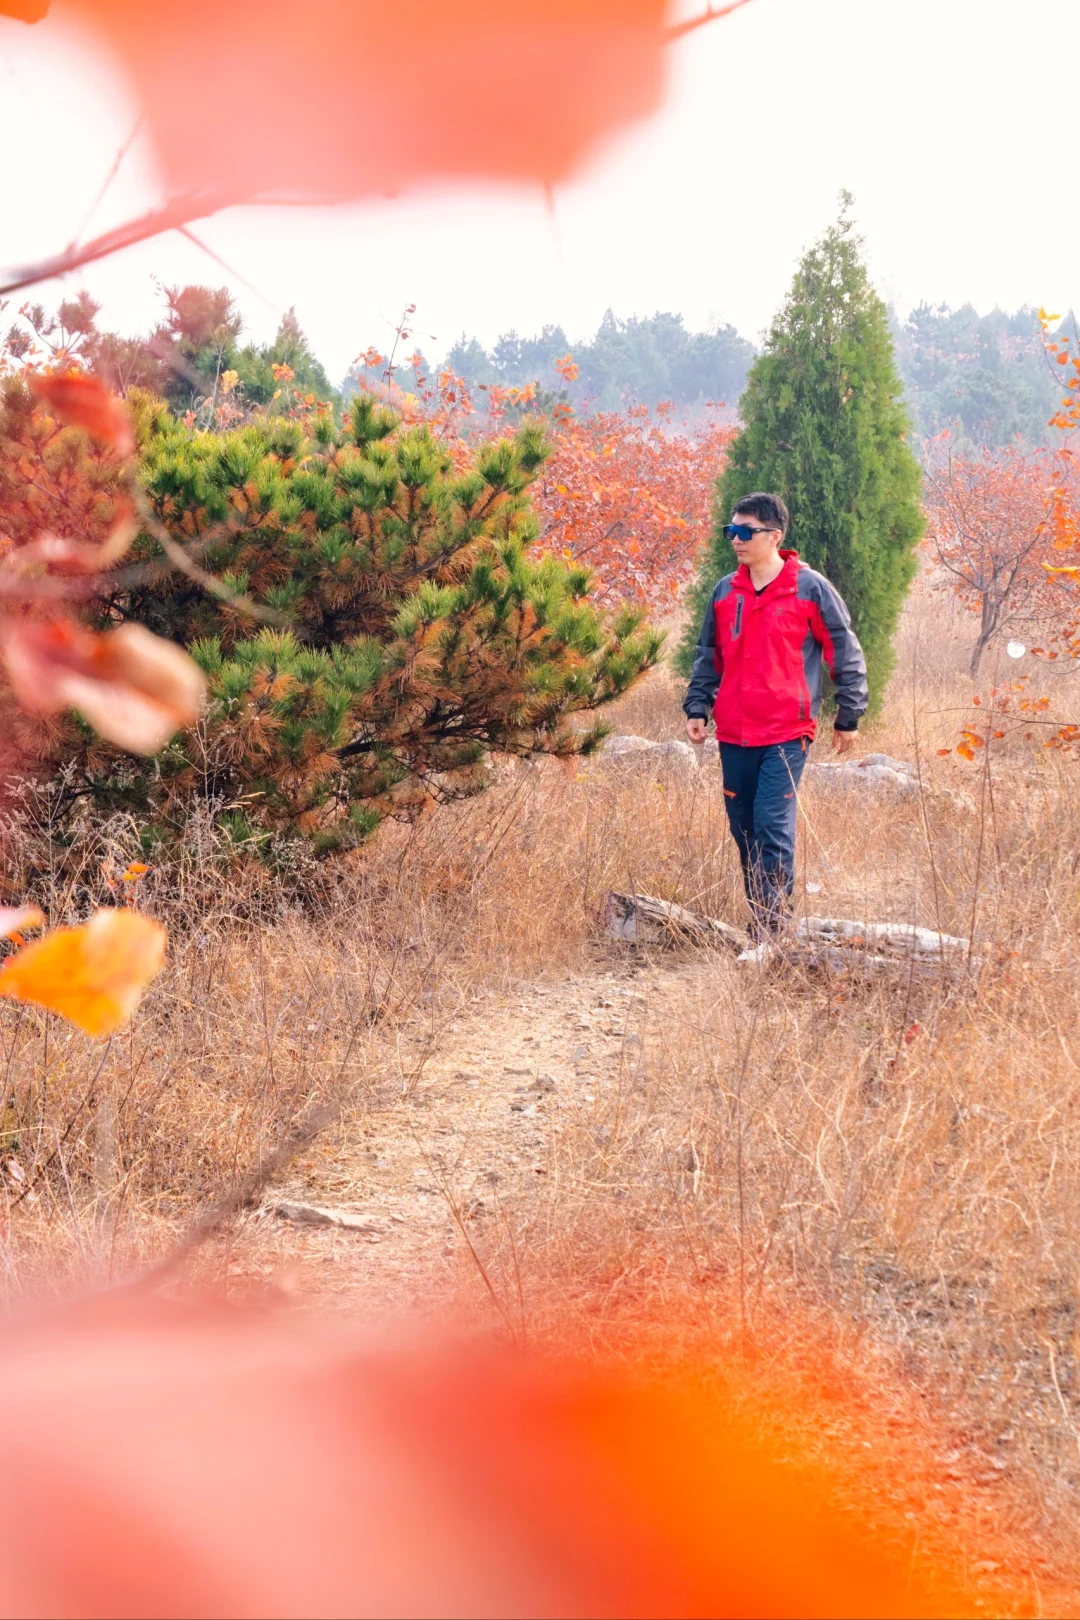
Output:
top-left (3, 575), bottom-right (1080, 1598)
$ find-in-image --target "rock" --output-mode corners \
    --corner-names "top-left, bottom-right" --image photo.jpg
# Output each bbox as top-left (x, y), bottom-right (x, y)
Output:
top-left (603, 890), bottom-right (748, 951)
top-left (804, 754), bottom-right (975, 813)
top-left (806, 760), bottom-right (917, 794)
top-left (268, 1201), bottom-right (383, 1233)
top-left (598, 734), bottom-right (699, 770)
top-left (860, 752), bottom-right (917, 774)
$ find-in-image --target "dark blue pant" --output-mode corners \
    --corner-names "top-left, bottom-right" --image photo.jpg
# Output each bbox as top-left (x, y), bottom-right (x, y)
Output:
top-left (719, 740), bottom-right (809, 935)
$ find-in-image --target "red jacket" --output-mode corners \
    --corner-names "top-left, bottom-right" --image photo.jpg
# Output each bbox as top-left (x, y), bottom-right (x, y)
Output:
top-left (683, 550), bottom-right (868, 747)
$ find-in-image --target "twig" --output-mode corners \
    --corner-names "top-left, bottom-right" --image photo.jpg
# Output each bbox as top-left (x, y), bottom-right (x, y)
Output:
top-left (129, 484), bottom-right (288, 628)
top-left (666, 0), bottom-right (754, 43)
top-left (0, 190), bottom-right (234, 297)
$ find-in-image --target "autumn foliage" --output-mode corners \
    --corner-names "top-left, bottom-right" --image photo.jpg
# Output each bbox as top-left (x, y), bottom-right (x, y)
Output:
top-left (921, 439), bottom-right (1067, 677)
top-left (536, 404), bottom-right (735, 609)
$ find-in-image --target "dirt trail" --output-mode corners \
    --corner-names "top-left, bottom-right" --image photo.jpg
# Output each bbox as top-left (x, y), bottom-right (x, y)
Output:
top-left (242, 950), bottom-right (719, 1312)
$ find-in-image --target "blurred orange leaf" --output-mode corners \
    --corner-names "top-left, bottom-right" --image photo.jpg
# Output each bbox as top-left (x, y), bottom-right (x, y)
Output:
top-left (30, 372), bottom-right (134, 457)
top-left (62, 0), bottom-right (676, 208)
top-left (0, 906), bottom-right (45, 939)
top-left (0, 909), bottom-right (166, 1036)
top-left (0, 619), bottom-right (205, 755)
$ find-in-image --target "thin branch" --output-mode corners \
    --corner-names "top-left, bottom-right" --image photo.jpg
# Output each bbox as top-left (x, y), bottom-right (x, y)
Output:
top-left (666, 0), bottom-right (754, 43)
top-left (129, 484), bottom-right (289, 629)
top-left (0, 189), bottom-right (234, 297)
top-left (66, 115), bottom-right (145, 253)
top-left (177, 226), bottom-right (283, 317)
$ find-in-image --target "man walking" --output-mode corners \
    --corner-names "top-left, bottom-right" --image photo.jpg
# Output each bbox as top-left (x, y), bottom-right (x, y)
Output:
top-left (684, 492), bottom-right (868, 937)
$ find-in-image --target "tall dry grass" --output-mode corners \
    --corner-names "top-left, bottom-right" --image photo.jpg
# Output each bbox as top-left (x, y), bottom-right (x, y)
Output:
top-left (3, 573), bottom-right (1080, 1591)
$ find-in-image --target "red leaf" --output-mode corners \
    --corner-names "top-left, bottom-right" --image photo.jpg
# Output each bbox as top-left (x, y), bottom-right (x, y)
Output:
top-left (0, 619), bottom-right (205, 755)
top-left (31, 373), bottom-right (134, 457)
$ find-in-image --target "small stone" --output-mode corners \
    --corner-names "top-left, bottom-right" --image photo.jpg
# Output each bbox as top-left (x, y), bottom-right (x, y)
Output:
top-left (572, 1045), bottom-right (589, 1061)
top-left (530, 1074), bottom-right (557, 1093)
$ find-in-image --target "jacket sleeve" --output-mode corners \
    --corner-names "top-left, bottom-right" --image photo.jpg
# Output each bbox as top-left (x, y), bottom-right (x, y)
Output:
top-left (683, 588), bottom-right (722, 719)
top-left (809, 578), bottom-right (868, 730)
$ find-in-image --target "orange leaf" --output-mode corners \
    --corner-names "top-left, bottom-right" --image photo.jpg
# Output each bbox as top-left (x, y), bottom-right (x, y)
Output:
top-left (0, 909), bottom-right (166, 1037)
top-left (31, 373), bottom-right (134, 457)
top-left (956, 741), bottom-right (975, 761)
top-left (0, 619), bottom-right (206, 755)
top-left (64, 1), bottom-right (672, 206)
top-left (936, 748), bottom-right (952, 756)
top-left (0, 906), bottom-right (45, 939)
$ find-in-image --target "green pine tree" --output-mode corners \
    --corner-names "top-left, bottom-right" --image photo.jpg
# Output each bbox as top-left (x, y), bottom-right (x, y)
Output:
top-left (38, 391), bottom-right (660, 866)
top-left (677, 197), bottom-right (923, 706)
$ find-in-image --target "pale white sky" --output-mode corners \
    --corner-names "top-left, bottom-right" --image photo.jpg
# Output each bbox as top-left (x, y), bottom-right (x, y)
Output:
top-left (1, 0), bottom-right (1076, 383)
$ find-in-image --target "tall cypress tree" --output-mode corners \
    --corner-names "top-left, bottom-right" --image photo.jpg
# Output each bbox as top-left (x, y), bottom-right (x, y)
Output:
top-left (678, 197), bottom-right (923, 706)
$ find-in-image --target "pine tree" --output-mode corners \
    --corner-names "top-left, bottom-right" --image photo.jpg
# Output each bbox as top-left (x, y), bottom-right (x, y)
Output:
top-left (678, 198), bottom-right (923, 705)
top-left (46, 392), bottom-right (660, 861)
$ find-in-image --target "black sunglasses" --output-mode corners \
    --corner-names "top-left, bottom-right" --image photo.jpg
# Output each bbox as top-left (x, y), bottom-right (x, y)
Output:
top-left (723, 523), bottom-right (778, 542)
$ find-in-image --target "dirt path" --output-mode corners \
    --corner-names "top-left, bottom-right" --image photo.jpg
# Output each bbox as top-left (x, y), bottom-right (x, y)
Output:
top-left (240, 949), bottom-right (719, 1312)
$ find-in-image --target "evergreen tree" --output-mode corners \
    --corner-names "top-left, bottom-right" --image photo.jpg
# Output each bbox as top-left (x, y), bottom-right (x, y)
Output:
top-left (678, 198), bottom-right (923, 706)
top-left (41, 393), bottom-right (659, 861)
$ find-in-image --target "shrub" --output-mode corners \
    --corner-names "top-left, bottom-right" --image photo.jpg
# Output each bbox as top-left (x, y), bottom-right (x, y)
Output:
top-left (43, 391), bottom-right (660, 862)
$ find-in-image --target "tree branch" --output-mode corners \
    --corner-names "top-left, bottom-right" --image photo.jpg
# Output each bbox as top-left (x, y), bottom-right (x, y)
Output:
top-left (0, 189), bottom-right (233, 297)
top-left (666, 0), bottom-right (754, 42)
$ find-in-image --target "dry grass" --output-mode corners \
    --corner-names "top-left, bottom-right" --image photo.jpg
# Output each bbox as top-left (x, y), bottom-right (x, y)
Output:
top-left (3, 576), bottom-right (1080, 1596)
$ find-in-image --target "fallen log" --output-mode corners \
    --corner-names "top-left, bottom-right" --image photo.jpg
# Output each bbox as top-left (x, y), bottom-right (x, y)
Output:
top-left (603, 892), bottom-right (973, 980)
top-left (603, 890), bottom-right (748, 951)
top-left (737, 941), bottom-right (963, 982)
top-left (798, 916), bottom-right (970, 962)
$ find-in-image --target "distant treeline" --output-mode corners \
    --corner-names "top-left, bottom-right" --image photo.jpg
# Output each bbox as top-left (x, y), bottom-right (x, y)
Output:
top-left (443, 311), bottom-right (753, 415)
top-left (431, 303), bottom-right (1064, 449)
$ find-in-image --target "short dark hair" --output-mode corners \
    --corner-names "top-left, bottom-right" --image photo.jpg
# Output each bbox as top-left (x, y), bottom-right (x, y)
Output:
top-left (732, 492), bottom-right (789, 535)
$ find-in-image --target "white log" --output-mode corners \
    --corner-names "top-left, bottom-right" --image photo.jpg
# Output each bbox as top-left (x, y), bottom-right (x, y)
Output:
top-left (739, 942), bottom-right (953, 980)
top-left (603, 890), bottom-right (748, 951)
top-left (798, 916), bottom-right (970, 960)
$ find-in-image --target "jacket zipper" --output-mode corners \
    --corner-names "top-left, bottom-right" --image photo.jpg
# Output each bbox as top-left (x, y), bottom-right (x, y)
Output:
top-left (733, 596), bottom-right (743, 638)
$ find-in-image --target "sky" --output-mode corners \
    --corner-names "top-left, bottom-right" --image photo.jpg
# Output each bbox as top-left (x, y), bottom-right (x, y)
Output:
top-left (1, 0), bottom-right (1077, 385)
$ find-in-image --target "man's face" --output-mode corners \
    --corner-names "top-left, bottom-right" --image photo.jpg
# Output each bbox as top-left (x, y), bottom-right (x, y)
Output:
top-left (729, 512), bottom-right (782, 570)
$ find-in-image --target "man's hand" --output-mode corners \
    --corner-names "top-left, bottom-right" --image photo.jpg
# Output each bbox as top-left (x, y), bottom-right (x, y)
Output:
top-left (831, 728), bottom-right (857, 755)
top-left (686, 717), bottom-right (708, 744)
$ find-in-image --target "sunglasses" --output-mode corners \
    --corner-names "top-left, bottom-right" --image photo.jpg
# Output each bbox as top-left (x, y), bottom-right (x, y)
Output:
top-left (723, 523), bottom-right (779, 543)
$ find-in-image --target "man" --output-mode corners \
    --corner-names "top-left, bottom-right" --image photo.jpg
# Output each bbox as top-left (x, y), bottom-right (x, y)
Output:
top-left (684, 492), bottom-right (868, 937)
